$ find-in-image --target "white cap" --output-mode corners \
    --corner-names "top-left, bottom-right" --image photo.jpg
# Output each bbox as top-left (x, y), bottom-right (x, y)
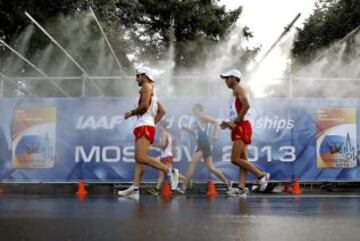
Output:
top-left (220, 68), bottom-right (242, 80)
top-left (136, 66), bottom-right (155, 82)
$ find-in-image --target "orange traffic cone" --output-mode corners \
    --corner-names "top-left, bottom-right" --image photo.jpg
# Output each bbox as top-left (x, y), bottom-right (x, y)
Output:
top-left (207, 180), bottom-right (217, 197)
top-left (76, 180), bottom-right (88, 197)
top-left (292, 179), bottom-right (302, 195)
top-left (161, 180), bottom-right (172, 199)
top-left (283, 182), bottom-right (291, 193)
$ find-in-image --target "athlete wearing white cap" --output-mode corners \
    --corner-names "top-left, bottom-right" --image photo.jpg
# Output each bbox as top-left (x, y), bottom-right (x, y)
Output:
top-left (136, 66), bottom-right (155, 82)
top-left (220, 68), bottom-right (242, 80)
top-left (118, 66), bottom-right (179, 198)
top-left (148, 120), bottom-right (186, 195)
top-left (220, 68), bottom-right (269, 197)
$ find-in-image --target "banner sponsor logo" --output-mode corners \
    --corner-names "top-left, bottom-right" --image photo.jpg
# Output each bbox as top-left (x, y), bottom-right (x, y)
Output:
top-left (75, 115), bottom-right (124, 130)
top-left (316, 108), bottom-right (357, 168)
top-left (0, 98), bottom-right (359, 182)
top-left (11, 107), bottom-right (57, 169)
top-left (252, 115), bottom-right (295, 133)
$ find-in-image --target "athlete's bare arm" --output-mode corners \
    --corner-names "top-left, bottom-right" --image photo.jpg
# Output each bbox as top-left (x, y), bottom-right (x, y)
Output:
top-left (154, 101), bottom-right (166, 124)
top-left (159, 131), bottom-right (168, 148)
top-left (199, 114), bottom-right (220, 140)
top-left (153, 130), bottom-right (167, 149)
top-left (199, 114), bottom-right (218, 125)
top-left (181, 126), bottom-right (196, 136)
top-left (233, 85), bottom-right (250, 123)
top-left (212, 122), bottom-right (220, 140)
top-left (124, 83), bottom-right (152, 119)
top-left (220, 85), bottom-right (250, 129)
top-left (220, 121), bottom-right (236, 130)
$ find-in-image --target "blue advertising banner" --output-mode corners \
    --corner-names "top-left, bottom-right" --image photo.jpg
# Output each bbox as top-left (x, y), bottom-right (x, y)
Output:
top-left (0, 97), bottom-right (359, 183)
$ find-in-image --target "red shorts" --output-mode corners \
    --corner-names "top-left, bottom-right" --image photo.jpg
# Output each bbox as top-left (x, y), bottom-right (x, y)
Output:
top-left (133, 125), bottom-right (156, 144)
top-left (231, 121), bottom-right (252, 144)
top-left (160, 156), bottom-right (173, 164)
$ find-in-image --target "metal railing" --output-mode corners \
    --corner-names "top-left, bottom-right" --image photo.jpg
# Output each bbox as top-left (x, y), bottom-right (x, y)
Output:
top-left (0, 74), bottom-right (359, 98)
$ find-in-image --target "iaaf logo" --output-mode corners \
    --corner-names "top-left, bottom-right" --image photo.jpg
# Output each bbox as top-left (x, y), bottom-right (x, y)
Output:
top-left (74, 114), bottom-right (294, 132)
top-left (75, 115), bottom-right (124, 130)
top-left (251, 115), bottom-right (294, 133)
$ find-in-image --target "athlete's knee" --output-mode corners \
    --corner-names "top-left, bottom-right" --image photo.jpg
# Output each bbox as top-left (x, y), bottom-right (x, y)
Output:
top-left (238, 158), bottom-right (248, 167)
top-left (135, 153), bottom-right (147, 164)
top-left (231, 157), bottom-right (246, 166)
top-left (211, 168), bottom-right (221, 175)
top-left (231, 156), bottom-right (238, 165)
top-left (206, 164), bottom-right (217, 173)
top-left (140, 169), bottom-right (144, 176)
top-left (187, 168), bottom-right (195, 177)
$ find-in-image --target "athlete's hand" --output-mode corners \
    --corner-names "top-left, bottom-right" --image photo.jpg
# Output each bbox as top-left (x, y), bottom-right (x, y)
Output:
top-left (227, 121), bottom-right (236, 130)
top-left (228, 122), bottom-right (236, 129)
top-left (220, 121), bottom-right (228, 130)
top-left (124, 111), bottom-right (132, 119)
top-left (234, 116), bottom-right (243, 124)
top-left (221, 121), bottom-right (236, 130)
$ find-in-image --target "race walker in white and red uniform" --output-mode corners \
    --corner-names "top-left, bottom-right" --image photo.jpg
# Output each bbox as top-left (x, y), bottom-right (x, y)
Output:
top-left (118, 66), bottom-right (179, 198)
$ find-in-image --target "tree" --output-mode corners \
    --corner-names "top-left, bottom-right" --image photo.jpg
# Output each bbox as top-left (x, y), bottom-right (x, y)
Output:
top-left (1, 0), bottom-right (243, 71)
top-left (288, 0), bottom-right (360, 98)
top-left (115, 0), bottom-right (242, 69)
top-left (0, 0), bottom-right (257, 96)
top-left (291, 0), bottom-right (360, 65)
top-left (0, 0), bottom-right (89, 40)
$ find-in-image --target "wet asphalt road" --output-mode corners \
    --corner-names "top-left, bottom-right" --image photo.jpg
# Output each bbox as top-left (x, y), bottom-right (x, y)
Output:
top-left (0, 194), bottom-right (359, 241)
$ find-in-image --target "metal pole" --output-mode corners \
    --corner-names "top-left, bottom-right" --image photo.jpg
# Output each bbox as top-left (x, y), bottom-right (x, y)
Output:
top-left (0, 40), bottom-right (47, 77)
top-left (82, 75), bottom-right (86, 97)
top-left (4, 75), bottom-right (360, 82)
top-left (0, 72), bottom-right (4, 97)
top-left (0, 40), bottom-right (70, 97)
top-left (289, 74), bottom-right (293, 98)
top-left (296, 25), bottom-right (360, 75)
top-left (89, 7), bottom-right (125, 76)
top-left (312, 25), bottom-right (360, 63)
top-left (250, 13), bottom-right (301, 74)
top-left (328, 58), bottom-right (360, 77)
top-left (0, 72), bottom-right (39, 97)
top-left (25, 11), bottom-right (103, 96)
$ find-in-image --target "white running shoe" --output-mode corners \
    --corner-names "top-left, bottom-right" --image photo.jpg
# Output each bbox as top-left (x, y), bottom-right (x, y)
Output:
top-left (226, 187), bottom-right (249, 197)
top-left (168, 168), bottom-right (179, 190)
top-left (118, 185), bottom-right (140, 199)
top-left (176, 187), bottom-right (185, 194)
top-left (258, 173), bottom-right (270, 192)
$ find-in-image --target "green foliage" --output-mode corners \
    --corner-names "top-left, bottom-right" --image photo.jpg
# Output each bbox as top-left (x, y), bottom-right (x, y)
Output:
top-left (0, 0), bottom-right (259, 97)
top-left (115, 0), bottom-right (242, 68)
top-left (292, 0), bottom-right (360, 65)
top-left (0, 0), bottom-right (244, 71)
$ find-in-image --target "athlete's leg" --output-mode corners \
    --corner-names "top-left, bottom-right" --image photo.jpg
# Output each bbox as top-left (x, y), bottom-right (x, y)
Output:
top-left (204, 156), bottom-right (230, 187)
top-left (156, 171), bottom-right (164, 191)
top-left (135, 137), bottom-right (171, 173)
top-left (181, 151), bottom-right (203, 192)
top-left (118, 162), bottom-right (144, 197)
top-left (156, 163), bottom-right (172, 190)
top-left (179, 173), bottom-right (186, 182)
top-left (238, 146), bottom-right (248, 189)
top-left (231, 140), bottom-right (264, 178)
top-left (133, 163), bottom-right (144, 187)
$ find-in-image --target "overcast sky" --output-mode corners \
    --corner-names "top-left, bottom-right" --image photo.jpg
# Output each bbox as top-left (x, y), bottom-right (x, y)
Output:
top-left (218, 0), bottom-right (318, 96)
top-left (220, 0), bottom-right (317, 54)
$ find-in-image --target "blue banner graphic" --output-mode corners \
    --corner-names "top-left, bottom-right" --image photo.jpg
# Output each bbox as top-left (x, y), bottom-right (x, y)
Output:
top-left (0, 97), bottom-right (359, 183)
